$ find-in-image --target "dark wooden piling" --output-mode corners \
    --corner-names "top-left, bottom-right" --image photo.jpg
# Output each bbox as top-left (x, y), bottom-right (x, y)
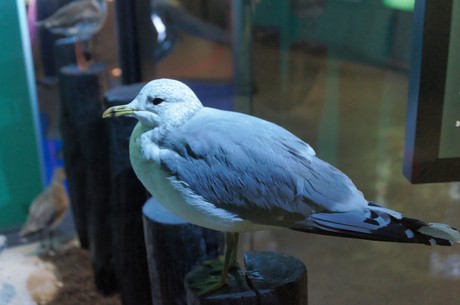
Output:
top-left (185, 251), bottom-right (308, 305)
top-left (114, 0), bottom-right (142, 84)
top-left (143, 197), bottom-right (224, 305)
top-left (244, 251), bottom-right (308, 304)
top-left (104, 83), bottom-right (151, 305)
top-left (58, 63), bottom-right (117, 294)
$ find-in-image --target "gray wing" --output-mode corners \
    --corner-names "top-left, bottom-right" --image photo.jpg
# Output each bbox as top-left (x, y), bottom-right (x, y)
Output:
top-left (159, 108), bottom-right (368, 227)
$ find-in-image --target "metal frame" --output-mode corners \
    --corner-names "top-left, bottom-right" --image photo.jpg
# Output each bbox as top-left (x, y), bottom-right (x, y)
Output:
top-left (403, 0), bottom-right (460, 183)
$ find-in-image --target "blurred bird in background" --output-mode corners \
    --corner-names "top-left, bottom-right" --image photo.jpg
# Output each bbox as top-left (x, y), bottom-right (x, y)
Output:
top-left (19, 168), bottom-right (69, 254)
top-left (35, 0), bottom-right (107, 70)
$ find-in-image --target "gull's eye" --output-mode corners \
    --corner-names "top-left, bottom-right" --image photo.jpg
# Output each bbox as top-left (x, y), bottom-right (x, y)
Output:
top-left (149, 97), bottom-right (164, 105)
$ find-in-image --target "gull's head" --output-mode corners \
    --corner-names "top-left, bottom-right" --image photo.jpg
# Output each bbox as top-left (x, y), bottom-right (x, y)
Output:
top-left (102, 78), bottom-right (203, 129)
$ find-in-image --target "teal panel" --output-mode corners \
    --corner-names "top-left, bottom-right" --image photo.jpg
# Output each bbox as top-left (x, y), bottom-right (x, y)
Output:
top-left (0, 0), bottom-right (44, 230)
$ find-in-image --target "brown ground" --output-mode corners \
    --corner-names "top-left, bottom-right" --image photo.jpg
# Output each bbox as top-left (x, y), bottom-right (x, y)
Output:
top-left (40, 247), bottom-right (121, 305)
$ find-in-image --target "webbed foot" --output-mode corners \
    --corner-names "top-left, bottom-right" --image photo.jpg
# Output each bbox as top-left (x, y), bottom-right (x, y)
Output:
top-left (186, 232), bottom-right (240, 296)
top-left (188, 271), bottom-right (228, 296)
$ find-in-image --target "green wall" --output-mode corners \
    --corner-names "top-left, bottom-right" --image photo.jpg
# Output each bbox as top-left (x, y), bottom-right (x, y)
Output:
top-left (0, 0), bottom-right (44, 230)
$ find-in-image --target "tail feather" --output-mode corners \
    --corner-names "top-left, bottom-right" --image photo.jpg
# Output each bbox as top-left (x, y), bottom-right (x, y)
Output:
top-left (34, 18), bottom-right (49, 28)
top-left (418, 223), bottom-right (460, 244)
top-left (291, 202), bottom-right (460, 246)
top-left (19, 224), bottom-right (40, 238)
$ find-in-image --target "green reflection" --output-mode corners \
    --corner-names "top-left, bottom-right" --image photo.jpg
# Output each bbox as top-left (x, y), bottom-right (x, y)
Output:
top-left (383, 0), bottom-right (415, 11)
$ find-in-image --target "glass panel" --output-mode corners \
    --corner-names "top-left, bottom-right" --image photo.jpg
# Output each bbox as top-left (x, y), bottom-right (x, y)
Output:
top-left (245, 1), bottom-right (460, 304)
top-left (138, 2), bottom-right (460, 303)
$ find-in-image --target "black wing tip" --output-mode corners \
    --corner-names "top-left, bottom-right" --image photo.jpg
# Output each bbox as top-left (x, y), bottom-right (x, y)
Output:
top-left (293, 213), bottom-right (457, 246)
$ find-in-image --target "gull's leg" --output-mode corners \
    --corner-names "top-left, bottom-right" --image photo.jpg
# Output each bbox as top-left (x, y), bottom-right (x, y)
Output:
top-left (218, 232), bottom-right (238, 282)
top-left (228, 232), bottom-right (239, 268)
top-left (192, 232), bottom-right (239, 296)
top-left (38, 231), bottom-right (45, 250)
top-left (38, 231), bottom-right (42, 246)
top-left (74, 40), bottom-right (89, 71)
top-left (48, 230), bottom-right (56, 256)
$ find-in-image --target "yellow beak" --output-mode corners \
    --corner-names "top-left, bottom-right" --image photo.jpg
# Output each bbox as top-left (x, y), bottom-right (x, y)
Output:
top-left (102, 105), bottom-right (136, 118)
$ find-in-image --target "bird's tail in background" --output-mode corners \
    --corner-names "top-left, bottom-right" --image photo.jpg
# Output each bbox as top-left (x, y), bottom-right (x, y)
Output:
top-left (18, 226), bottom-right (34, 238)
top-left (34, 19), bottom-right (48, 28)
top-left (292, 202), bottom-right (460, 246)
top-left (18, 220), bottom-right (40, 238)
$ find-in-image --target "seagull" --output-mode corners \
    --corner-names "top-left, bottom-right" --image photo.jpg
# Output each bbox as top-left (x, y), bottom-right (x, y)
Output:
top-left (36, 0), bottom-right (107, 70)
top-left (103, 78), bottom-right (460, 295)
top-left (19, 168), bottom-right (69, 253)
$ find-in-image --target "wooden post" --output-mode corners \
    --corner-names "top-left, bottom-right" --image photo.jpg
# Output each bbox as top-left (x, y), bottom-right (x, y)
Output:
top-left (143, 197), bottom-right (224, 305)
top-left (185, 251), bottom-right (308, 305)
top-left (58, 63), bottom-right (117, 294)
top-left (114, 0), bottom-right (142, 84)
top-left (104, 83), bottom-right (151, 305)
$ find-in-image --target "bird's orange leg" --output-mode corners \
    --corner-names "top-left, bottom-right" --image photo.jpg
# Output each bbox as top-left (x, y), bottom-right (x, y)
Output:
top-left (75, 40), bottom-right (89, 70)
